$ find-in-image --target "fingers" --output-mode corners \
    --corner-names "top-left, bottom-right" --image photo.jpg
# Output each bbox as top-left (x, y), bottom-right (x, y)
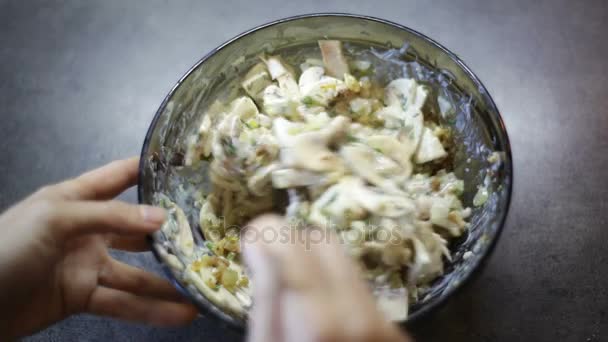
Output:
top-left (243, 242), bottom-right (282, 342)
top-left (48, 200), bottom-right (166, 239)
top-left (314, 232), bottom-right (373, 298)
top-left (63, 157), bottom-right (140, 200)
top-left (242, 214), bottom-right (410, 342)
top-left (99, 258), bottom-right (185, 302)
top-left (109, 235), bottom-right (150, 252)
top-left (242, 214), bottom-right (335, 293)
top-left (87, 286), bottom-right (197, 326)
top-left (30, 157), bottom-right (140, 201)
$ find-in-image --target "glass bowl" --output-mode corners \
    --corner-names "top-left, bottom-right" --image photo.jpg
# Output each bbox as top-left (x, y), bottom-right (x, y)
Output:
top-left (137, 13), bottom-right (513, 330)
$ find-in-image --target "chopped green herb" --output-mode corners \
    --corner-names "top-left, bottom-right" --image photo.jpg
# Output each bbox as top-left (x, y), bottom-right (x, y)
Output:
top-left (159, 197), bottom-right (169, 207)
top-left (226, 252), bottom-right (236, 261)
top-left (245, 119), bottom-right (260, 129)
top-left (326, 192), bottom-right (338, 206)
top-left (301, 96), bottom-right (313, 106)
top-left (398, 93), bottom-right (409, 111)
top-left (452, 180), bottom-right (465, 196)
top-left (301, 96), bottom-right (322, 107)
top-left (205, 241), bottom-right (215, 251)
top-left (220, 137), bottom-right (236, 156)
top-left (346, 134), bottom-right (360, 143)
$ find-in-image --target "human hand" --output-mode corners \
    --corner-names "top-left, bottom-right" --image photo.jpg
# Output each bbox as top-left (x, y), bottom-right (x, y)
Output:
top-left (0, 157), bottom-right (197, 339)
top-left (242, 214), bottom-right (410, 342)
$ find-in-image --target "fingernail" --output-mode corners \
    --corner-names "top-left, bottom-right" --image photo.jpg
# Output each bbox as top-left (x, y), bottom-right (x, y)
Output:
top-left (140, 205), bottom-right (166, 225)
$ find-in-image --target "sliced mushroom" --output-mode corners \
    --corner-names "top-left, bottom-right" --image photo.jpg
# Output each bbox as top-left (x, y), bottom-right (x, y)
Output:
top-left (319, 40), bottom-right (350, 79)
top-left (256, 113), bottom-right (272, 128)
top-left (351, 185), bottom-right (416, 218)
top-left (308, 177), bottom-right (367, 230)
top-left (340, 143), bottom-right (401, 192)
top-left (243, 132), bottom-right (279, 167)
top-left (322, 115), bottom-right (351, 142)
top-left (409, 84), bottom-right (429, 111)
top-left (184, 115), bottom-right (212, 166)
top-left (264, 56), bottom-right (290, 79)
top-left (361, 238), bottom-right (412, 268)
top-left (160, 198), bottom-right (195, 257)
top-left (349, 97), bottom-right (373, 116)
top-left (429, 196), bottom-right (466, 236)
top-left (405, 174), bottom-right (432, 195)
top-left (366, 135), bottom-right (415, 178)
top-left (385, 78), bottom-right (428, 112)
top-left (414, 195), bottom-right (433, 220)
top-left (271, 168), bottom-right (326, 188)
top-left (385, 78), bottom-right (416, 109)
top-left (262, 84), bottom-right (290, 116)
top-left (273, 116), bottom-right (349, 172)
top-left (299, 75), bottom-right (347, 107)
top-left (247, 163), bottom-right (281, 196)
top-left (309, 176), bottom-right (415, 222)
top-left (216, 113), bottom-right (242, 138)
top-left (157, 246), bottom-right (184, 271)
top-left (277, 74), bottom-right (300, 100)
top-left (399, 107), bottom-right (424, 151)
top-left (298, 66), bottom-right (325, 94)
top-left (407, 221), bottom-right (450, 285)
top-left (199, 201), bottom-right (223, 242)
top-left (185, 267), bottom-right (247, 317)
top-left (263, 56), bottom-right (300, 99)
top-left (184, 101), bottom-right (227, 165)
top-left (374, 106), bottom-right (405, 129)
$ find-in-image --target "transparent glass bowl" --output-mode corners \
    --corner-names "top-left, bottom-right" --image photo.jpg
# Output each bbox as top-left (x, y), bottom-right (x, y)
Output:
top-left (138, 13), bottom-right (513, 329)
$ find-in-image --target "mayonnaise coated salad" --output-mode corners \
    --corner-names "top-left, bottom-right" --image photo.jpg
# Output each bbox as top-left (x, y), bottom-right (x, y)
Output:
top-left (158, 40), bottom-right (472, 321)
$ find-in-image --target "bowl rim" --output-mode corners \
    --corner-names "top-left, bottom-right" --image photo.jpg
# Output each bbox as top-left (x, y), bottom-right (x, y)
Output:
top-left (138, 12), bottom-right (513, 331)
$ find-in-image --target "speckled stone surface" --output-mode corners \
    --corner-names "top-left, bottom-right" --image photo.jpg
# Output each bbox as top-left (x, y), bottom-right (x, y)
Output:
top-left (1, 0), bottom-right (606, 341)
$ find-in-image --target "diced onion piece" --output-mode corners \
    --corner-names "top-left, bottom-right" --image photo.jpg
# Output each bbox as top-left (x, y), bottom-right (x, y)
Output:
top-left (352, 60), bottom-right (371, 71)
top-left (242, 63), bottom-right (271, 100)
top-left (230, 96), bottom-right (258, 120)
top-left (414, 127), bottom-right (447, 163)
top-left (298, 66), bottom-right (325, 94)
top-left (473, 186), bottom-right (489, 206)
top-left (264, 56), bottom-right (290, 79)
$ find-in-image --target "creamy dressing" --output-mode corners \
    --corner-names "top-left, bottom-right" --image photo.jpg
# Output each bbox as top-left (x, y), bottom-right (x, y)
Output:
top-left (158, 40), bottom-right (479, 321)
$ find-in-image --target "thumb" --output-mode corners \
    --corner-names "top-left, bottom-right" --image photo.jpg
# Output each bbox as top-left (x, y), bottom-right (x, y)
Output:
top-left (46, 200), bottom-right (166, 239)
top-left (242, 228), bottom-right (282, 342)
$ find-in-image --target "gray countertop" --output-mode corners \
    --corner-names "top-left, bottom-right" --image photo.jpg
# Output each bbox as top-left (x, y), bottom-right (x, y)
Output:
top-left (1, 0), bottom-right (606, 341)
